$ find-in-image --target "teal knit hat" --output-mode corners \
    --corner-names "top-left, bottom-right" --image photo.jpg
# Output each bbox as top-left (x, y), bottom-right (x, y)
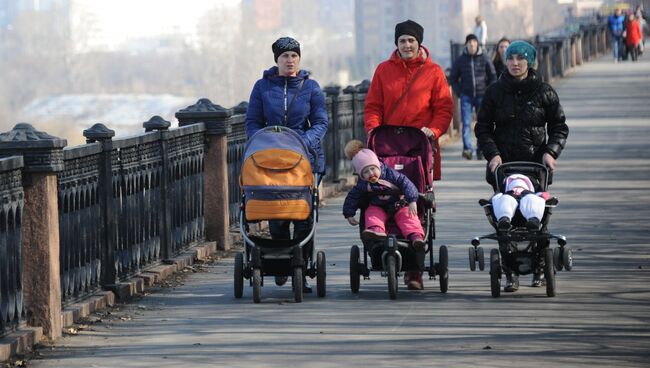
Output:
top-left (505, 41), bottom-right (537, 66)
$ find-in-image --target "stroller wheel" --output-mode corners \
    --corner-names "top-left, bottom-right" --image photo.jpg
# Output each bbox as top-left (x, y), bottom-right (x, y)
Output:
top-left (562, 247), bottom-right (573, 271)
top-left (349, 245), bottom-right (361, 293)
top-left (477, 247), bottom-right (485, 271)
top-left (468, 247), bottom-right (476, 271)
top-left (316, 251), bottom-right (326, 298)
top-left (490, 249), bottom-right (501, 298)
top-left (439, 245), bottom-right (449, 293)
top-left (234, 252), bottom-right (244, 299)
top-left (252, 268), bottom-right (262, 303)
top-left (544, 248), bottom-right (557, 297)
top-left (553, 247), bottom-right (564, 271)
top-left (292, 267), bottom-right (303, 303)
top-left (386, 254), bottom-right (398, 300)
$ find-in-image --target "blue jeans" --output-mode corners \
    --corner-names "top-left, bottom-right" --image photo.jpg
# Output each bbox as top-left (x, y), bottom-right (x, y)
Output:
top-left (612, 36), bottom-right (622, 60)
top-left (461, 94), bottom-right (483, 151)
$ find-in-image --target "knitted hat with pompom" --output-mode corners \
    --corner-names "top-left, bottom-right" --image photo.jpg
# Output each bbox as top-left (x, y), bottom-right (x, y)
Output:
top-left (344, 140), bottom-right (381, 174)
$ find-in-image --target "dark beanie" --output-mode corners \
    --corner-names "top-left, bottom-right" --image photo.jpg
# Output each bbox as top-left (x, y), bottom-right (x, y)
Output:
top-left (272, 37), bottom-right (301, 62)
top-left (394, 20), bottom-right (424, 45)
top-left (465, 34), bottom-right (478, 44)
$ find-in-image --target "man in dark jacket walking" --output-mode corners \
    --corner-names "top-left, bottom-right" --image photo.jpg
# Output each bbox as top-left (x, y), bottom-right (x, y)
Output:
top-left (450, 33), bottom-right (497, 160)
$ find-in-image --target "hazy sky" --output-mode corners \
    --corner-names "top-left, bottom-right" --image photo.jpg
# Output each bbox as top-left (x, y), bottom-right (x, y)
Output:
top-left (75, 0), bottom-right (241, 49)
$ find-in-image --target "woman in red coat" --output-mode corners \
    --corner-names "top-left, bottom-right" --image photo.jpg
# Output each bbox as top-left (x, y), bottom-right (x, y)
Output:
top-left (365, 20), bottom-right (454, 181)
top-left (364, 19), bottom-right (454, 290)
top-left (625, 13), bottom-right (643, 61)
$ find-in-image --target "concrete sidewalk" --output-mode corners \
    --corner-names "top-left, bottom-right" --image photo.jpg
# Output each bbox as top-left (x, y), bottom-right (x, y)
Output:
top-left (22, 55), bottom-right (650, 367)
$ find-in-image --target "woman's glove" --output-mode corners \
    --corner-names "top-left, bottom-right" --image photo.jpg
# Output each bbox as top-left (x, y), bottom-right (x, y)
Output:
top-left (489, 155), bottom-right (502, 172)
top-left (420, 127), bottom-right (435, 139)
top-left (543, 153), bottom-right (556, 171)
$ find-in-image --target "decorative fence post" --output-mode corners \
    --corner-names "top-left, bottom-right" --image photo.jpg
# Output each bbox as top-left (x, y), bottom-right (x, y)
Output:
top-left (143, 116), bottom-right (173, 259)
top-left (324, 85), bottom-right (341, 182)
top-left (176, 99), bottom-right (232, 250)
top-left (0, 123), bottom-right (66, 339)
top-left (82, 124), bottom-right (116, 287)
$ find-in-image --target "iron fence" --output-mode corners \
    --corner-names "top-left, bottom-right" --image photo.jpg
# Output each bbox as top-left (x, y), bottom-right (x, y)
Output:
top-left (0, 156), bottom-right (24, 337)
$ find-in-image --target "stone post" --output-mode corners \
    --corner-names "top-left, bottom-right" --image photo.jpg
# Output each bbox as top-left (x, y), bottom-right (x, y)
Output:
top-left (0, 123), bottom-right (66, 340)
top-left (176, 98), bottom-right (232, 250)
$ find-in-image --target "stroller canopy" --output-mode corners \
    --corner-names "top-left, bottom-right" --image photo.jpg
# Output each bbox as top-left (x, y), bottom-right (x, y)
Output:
top-left (241, 126), bottom-right (314, 221)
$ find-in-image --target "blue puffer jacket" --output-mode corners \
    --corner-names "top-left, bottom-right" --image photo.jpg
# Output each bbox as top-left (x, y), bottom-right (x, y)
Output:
top-left (245, 67), bottom-right (329, 173)
top-left (608, 14), bottom-right (625, 36)
top-left (449, 47), bottom-right (496, 98)
top-left (342, 163), bottom-right (419, 218)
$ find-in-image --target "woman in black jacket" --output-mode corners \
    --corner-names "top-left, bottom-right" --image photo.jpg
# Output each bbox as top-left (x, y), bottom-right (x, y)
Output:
top-left (476, 40), bottom-right (568, 176)
top-left (475, 40), bottom-right (569, 291)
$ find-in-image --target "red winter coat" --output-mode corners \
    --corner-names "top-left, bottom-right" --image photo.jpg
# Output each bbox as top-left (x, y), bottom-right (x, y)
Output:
top-left (626, 19), bottom-right (643, 47)
top-left (365, 46), bottom-right (454, 180)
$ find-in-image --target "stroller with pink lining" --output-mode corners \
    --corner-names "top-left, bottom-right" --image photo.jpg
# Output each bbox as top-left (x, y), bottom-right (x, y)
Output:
top-left (348, 126), bottom-right (449, 299)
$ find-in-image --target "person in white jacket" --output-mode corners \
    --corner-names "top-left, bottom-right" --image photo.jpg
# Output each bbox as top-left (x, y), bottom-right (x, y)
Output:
top-left (473, 15), bottom-right (488, 49)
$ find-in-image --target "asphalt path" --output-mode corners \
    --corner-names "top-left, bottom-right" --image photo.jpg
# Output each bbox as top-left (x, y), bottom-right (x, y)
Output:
top-left (29, 56), bottom-right (650, 367)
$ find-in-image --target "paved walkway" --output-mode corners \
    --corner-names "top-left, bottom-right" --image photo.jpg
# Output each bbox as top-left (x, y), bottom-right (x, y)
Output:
top-left (29, 56), bottom-right (650, 367)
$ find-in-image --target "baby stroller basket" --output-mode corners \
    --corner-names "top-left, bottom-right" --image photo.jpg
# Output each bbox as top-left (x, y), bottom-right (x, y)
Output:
top-left (240, 126), bottom-right (315, 221)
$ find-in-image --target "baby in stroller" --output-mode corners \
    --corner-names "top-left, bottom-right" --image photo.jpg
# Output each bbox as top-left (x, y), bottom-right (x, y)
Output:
top-left (471, 162), bottom-right (570, 297)
top-left (343, 140), bottom-right (425, 243)
top-left (345, 126), bottom-right (447, 299)
top-left (343, 140), bottom-right (426, 290)
top-left (491, 173), bottom-right (550, 232)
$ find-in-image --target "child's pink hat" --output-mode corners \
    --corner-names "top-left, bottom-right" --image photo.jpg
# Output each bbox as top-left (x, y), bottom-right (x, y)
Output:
top-left (505, 174), bottom-right (535, 192)
top-left (344, 140), bottom-right (381, 174)
top-left (351, 148), bottom-right (381, 174)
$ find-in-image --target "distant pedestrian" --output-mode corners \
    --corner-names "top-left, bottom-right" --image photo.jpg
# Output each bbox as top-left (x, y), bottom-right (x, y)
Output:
top-left (624, 13), bottom-right (643, 61)
top-left (492, 37), bottom-right (511, 78)
top-left (473, 15), bottom-right (488, 49)
top-left (449, 33), bottom-right (497, 160)
top-left (608, 8), bottom-right (626, 62)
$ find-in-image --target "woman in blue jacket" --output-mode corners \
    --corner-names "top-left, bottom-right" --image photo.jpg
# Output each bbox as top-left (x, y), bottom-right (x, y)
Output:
top-left (245, 37), bottom-right (329, 291)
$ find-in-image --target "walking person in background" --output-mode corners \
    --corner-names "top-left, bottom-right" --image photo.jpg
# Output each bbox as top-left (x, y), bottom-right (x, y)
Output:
top-left (608, 8), bottom-right (626, 62)
top-left (364, 19), bottom-right (453, 290)
top-left (449, 34), bottom-right (497, 160)
top-left (624, 13), bottom-right (643, 61)
top-left (475, 40), bottom-right (569, 291)
top-left (492, 37), bottom-right (511, 78)
top-left (245, 36), bottom-right (329, 292)
top-left (635, 4), bottom-right (647, 51)
top-left (473, 15), bottom-right (488, 49)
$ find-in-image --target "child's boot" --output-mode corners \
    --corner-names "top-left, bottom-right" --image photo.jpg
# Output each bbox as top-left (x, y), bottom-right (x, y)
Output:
top-left (361, 226), bottom-right (387, 240)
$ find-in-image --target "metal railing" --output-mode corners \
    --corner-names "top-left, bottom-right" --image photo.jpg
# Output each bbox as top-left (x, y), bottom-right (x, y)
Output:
top-left (0, 156), bottom-right (24, 337)
top-left (56, 124), bottom-right (206, 303)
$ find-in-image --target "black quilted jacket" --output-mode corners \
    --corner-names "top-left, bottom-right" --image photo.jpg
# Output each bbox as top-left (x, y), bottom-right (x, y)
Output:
top-left (475, 68), bottom-right (568, 163)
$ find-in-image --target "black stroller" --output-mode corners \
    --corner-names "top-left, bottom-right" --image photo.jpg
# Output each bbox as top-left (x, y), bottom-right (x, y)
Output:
top-left (470, 162), bottom-right (572, 297)
top-left (235, 126), bottom-right (325, 303)
top-left (349, 126), bottom-right (448, 300)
